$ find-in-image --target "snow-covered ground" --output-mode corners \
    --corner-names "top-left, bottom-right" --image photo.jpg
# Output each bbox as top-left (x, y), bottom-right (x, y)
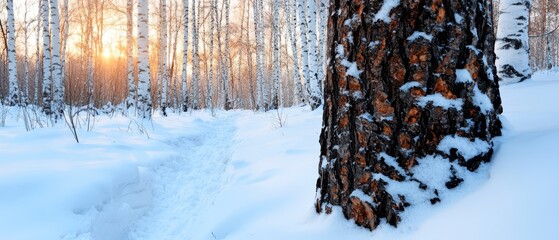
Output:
top-left (1, 70), bottom-right (558, 240)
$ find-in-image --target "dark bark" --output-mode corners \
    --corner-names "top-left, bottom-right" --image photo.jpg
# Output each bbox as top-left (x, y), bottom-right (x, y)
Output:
top-left (316, 0), bottom-right (502, 230)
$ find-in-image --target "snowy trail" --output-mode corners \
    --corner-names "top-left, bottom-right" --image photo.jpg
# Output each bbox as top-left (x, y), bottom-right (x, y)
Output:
top-left (127, 115), bottom-right (236, 240)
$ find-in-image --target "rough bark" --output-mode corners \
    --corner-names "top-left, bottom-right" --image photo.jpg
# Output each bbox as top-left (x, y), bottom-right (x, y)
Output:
top-left (316, 0), bottom-right (503, 230)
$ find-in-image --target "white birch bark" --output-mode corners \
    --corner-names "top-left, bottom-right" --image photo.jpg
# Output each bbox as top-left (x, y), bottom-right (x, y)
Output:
top-left (7, 0), bottom-right (18, 106)
top-left (297, 0), bottom-right (310, 104)
top-left (190, 0), bottom-right (201, 110)
top-left (207, 0), bottom-right (216, 110)
top-left (258, 0), bottom-right (268, 109)
top-left (50, 0), bottom-right (64, 116)
top-left (126, 0), bottom-right (135, 109)
top-left (159, 0), bottom-right (169, 115)
top-left (182, 0), bottom-right (189, 112)
top-left (137, 0), bottom-right (152, 118)
top-left (223, 0), bottom-right (231, 110)
top-left (305, 0), bottom-right (322, 109)
top-left (253, 0), bottom-right (263, 110)
top-left (60, 0), bottom-right (69, 106)
top-left (285, 0), bottom-right (305, 105)
top-left (23, 0), bottom-right (30, 105)
top-left (495, 0), bottom-right (532, 84)
top-left (34, 0), bottom-right (42, 105)
top-left (271, 0), bottom-right (280, 109)
top-left (317, 0), bottom-right (328, 89)
top-left (42, 0), bottom-right (52, 113)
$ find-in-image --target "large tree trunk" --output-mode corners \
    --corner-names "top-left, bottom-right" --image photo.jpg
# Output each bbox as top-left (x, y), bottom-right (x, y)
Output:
top-left (316, 0), bottom-right (503, 230)
top-left (495, 0), bottom-right (531, 84)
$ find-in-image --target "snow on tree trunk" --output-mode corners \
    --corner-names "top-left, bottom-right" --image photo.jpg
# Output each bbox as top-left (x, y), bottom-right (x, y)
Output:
top-left (6, 0), bottom-right (18, 106)
top-left (316, 0), bottom-right (503, 230)
top-left (271, 0), bottom-right (281, 109)
top-left (126, 0), bottom-right (135, 109)
top-left (495, 0), bottom-right (532, 84)
top-left (285, 0), bottom-right (305, 105)
top-left (159, 0), bottom-right (169, 116)
top-left (181, 0), bottom-right (189, 112)
top-left (50, 0), bottom-right (63, 117)
top-left (305, 0), bottom-right (322, 110)
top-left (42, 0), bottom-right (52, 114)
top-left (137, 0), bottom-right (152, 119)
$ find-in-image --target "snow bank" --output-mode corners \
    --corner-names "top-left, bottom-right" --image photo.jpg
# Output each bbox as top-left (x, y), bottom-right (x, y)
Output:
top-left (1, 70), bottom-right (558, 240)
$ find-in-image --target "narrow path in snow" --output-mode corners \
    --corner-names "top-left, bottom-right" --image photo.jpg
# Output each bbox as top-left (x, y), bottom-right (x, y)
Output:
top-left (127, 115), bottom-right (236, 240)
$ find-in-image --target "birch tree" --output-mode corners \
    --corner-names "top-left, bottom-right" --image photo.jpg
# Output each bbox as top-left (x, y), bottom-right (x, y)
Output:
top-left (190, 0), bottom-right (201, 110)
top-left (42, 0), bottom-right (52, 113)
top-left (34, 0), bottom-right (42, 104)
top-left (270, 0), bottom-right (280, 109)
top-left (207, 0), bottom-right (216, 111)
top-left (50, 0), bottom-right (64, 116)
top-left (137, 0), bottom-right (152, 118)
top-left (181, 0), bottom-right (189, 112)
top-left (495, 0), bottom-right (532, 84)
top-left (305, 0), bottom-right (321, 110)
top-left (159, 0), bottom-right (169, 115)
top-left (126, 0), bottom-right (135, 109)
top-left (285, 0), bottom-right (304, 105)
top-left (297, 0), bottom-right (310, 106)
top-left (6, 0), bottom-right (18, 106)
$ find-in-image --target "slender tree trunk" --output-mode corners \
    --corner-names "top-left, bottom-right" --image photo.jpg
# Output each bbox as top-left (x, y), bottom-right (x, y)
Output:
top-left (270, 0), bottom-right (280, 110)
top-left (42, 0), bottom-right (52, 114)
top-left (182, 0), bottom-right (189, 112)
top-left (316, 0), bottom-right (502, 230)
top-left (253, 0), bottom-right (262, 110)
top-left (207, 0), bottom-right (216, 111)
top-left (34, 0), bottom-right (42, 105)
top-left (50, 0), bottom-right (63, 117)
top-left (495, 0), bottom-right (531, 84)
top-left (305, 0), bottom-right (322, 110)
top-left (298, 0), bottom-right (310, 105)
top-left (190, 0), bottom-right (200, 110)
top-left (137, 0), bottom-right (152, 118)
top-left (223, 0), bottom-right (231, 110)
top-left (23, 0), bottom-right (30, 105)
top-left (286, 0), bottom-right (305, 105)
top-left (126, 0), bottom-right (135, 109)
top-left (160, 0), bottom-right (169, 115)
top-left (6, 0), bottom-right (18, 106)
